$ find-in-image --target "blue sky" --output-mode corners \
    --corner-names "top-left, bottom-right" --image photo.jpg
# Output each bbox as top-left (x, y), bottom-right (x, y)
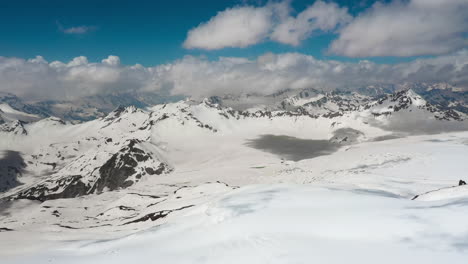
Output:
top-left (0, 0), bottom-right (398, 66)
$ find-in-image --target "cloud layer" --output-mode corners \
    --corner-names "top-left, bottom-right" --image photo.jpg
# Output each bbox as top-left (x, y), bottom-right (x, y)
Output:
top-left (154, 51), bottom-right (468, 98)
top-left (1, 51), bottom-right (468, 101)
top-left (0, 55), bottom-right (152, 100)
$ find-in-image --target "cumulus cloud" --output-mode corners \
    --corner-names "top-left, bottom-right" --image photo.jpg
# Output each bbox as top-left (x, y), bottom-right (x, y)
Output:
top-left (2, 51), bottom-right (467, 101)
top-left (271, 1), bottom-right (351, 46)
top-left (183, 1), bottom-right (350, 50)
top-left (102, 55), bottom-right (121, 66)
top-left (330, 0), bottom-right (468, 57)
top-left (183, 5), bottom-right (276, 50)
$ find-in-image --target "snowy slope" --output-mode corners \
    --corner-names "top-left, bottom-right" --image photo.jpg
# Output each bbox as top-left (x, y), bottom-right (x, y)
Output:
top-left (0, 103), bottom-right (41, 123)
top-left (413, 185), bottom-right (468, 201)
top-left (0, 106), bottom-right (172, 199)
top-left (4, 180), bottom-right (468, 264)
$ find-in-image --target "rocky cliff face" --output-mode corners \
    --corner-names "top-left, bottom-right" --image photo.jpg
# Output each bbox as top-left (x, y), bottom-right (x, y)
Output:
top-left (0, 151), bottom-right (25, 192)
top-left (11, 139), bottom-right (172, 201)
top-left (0, 121), bottom-right (28, 135)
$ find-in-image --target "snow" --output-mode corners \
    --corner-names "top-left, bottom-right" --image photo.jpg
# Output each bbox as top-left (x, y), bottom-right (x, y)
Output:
top-left (0, 103), bottom-right (40, 122)
top-left (5, 184), bottom-right (468, 264)
top-left (1, 130), bottom-right (468, 263)
top-left (289, 94), bottom-right (324, 106)
top-left (1, 91), bottom-right (468, 263)
top-left (414, 185), bottom-right (468, 201)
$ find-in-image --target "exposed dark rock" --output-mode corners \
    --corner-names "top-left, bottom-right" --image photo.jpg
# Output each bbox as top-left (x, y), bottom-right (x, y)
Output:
top-left (118, 205), bottom-right (135, 211)
top-left (42, 162), bottom-right (57, 170)
top-left (0, 151), bottom-right (26, 192)
top-left (412, 184), bottom-right (467, 200)
top-left (14, 175), bottom-right (88, 201)
top-left (365, 89), bottom-right (465, 121)
top-left (55, 224), bottom-right (79, 229)
top-left (10, 140), bottom-right (172, 201)
top-left (52, 210), bottom-right (61, 217)
top-left (55, 223), bottom-right (111, 229)
top-left (0, 120), bottom-right (28, 135)
top-left (330, 128), bottom-right (364, 145)
top-left (90, 140), bottom-right (156, 193)
top-left (127, 193), bottom-right (162, 199)
top-left (123, 205), bottom-right (194, 225)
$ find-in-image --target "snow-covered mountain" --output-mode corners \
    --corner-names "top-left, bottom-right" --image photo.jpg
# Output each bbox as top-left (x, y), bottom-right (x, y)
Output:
top-left (1, 88), bottom-right (468, 263)
top-left (364, 89), bottom-right (465, 120)
top-left (404, 82), bottom-right (468, 114)
top-left (0, 106), bottom-right (174, 201)
top-left (0, 91), bottom-right (183, 122)
top-left (2, 83), bottom-right (467, 124)
top-left (0, 103), bottom-right (41, 124)
top-left (1, 89), bottom-right (466, 200)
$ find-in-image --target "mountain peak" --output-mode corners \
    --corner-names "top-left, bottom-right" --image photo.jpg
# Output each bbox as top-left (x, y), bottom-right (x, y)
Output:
top-left (382, 89), bottom-right (427, 109)
top-left (104, 105), bottom-right (141, 121)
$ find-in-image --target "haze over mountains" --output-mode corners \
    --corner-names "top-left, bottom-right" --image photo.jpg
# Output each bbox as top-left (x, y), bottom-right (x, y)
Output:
top-left (1, 81), bottom-right (467, 122)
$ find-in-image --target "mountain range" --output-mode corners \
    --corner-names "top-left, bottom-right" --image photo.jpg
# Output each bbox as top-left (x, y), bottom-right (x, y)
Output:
top-left (1, 85), bottom-right (467, 198)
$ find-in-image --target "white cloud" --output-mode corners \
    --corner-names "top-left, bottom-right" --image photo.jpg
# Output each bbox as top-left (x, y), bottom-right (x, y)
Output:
top-left (330, 0), bottom-right (468, 57)
top-left (151, 51), bottom-right (468, 98)
top-left (183, 1), bottom-right (350, 50)
top-left (0, 55), bottom-right (144, 100)
top-left (185, 0), bottom-right (468, 57)
top-left (102, 55), bottom-right (121, 66)
top-left (57, 22), bottom-right (97, 35)
top-left (62, 26), bottom-right (95, 34)
top-left (1, 51), bottom-right (468, 101)
top-left (67, 56), bottom-right (89, 67)
top-left (271, 1), bottom-right (351, 46)
top-left (183, 4), bottom-right (278, 50)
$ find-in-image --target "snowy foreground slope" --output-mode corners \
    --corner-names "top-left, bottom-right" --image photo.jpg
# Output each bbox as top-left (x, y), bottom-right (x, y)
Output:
top-left (7, 183), bottom-right (468, 264)
top-left (1, 89), bottom-right (468, 263)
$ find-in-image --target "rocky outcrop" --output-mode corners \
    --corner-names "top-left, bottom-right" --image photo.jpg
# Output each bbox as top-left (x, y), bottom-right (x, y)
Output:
top-left (13, 175), bottom-right (88, 201)
top-left (10, 140), bottom-right (172, 201)
top-left (123, 205), bottom-right (194, 225)
top-left (329, 128), bottom-right (364, 145)
top-left (0, 151), bottom-right (26, 192)
top-left (364, 89), bottom-right (466, 121)
top-left (0, 120), bottom-right (28, 135)
top-left (90, 139), bottom-right (172, 194)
